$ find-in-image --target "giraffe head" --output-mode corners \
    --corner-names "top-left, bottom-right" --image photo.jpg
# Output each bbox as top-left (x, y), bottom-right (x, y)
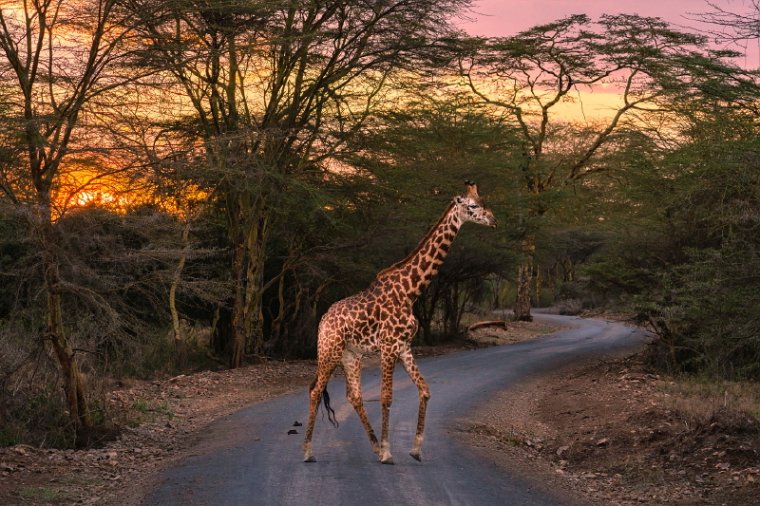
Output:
top-left (454, 180), bottom-right (497, 228)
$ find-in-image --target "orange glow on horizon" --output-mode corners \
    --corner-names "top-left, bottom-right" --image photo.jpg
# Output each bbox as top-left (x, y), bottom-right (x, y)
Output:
top-left (53, 165), bottom-right (208, 221)
top-left (54, 166), bottom-right (143, 217)
top-left (72, 189), bottom-right (120, 208)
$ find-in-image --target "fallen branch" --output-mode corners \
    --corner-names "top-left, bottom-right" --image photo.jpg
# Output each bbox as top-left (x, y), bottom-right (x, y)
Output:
top-left (468, 320), bottom-right (509, 331)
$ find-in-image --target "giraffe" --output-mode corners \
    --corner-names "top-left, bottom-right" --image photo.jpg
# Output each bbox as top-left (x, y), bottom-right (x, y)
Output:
top-left (303, 180), bottom-right (497, 464)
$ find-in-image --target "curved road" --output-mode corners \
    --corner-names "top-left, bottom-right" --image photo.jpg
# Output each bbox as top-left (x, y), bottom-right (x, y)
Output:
top-left (142, 314), bottom-right (649, 506)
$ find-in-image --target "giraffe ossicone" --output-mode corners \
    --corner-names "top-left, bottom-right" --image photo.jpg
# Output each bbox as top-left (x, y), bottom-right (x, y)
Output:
top-left (303, 181), bottom-right (497, 464)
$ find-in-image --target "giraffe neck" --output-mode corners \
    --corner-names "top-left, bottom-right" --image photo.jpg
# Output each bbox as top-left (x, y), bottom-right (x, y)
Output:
top-left (377, 202), bottom-right (462, 301)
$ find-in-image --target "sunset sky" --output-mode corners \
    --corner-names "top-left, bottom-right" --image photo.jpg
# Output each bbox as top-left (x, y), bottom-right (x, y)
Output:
top-left (457, 0), bottom-right (759, 121)
top-left (461, 0), bottom-right (735, 35)
top-left (459, 0), bottom-right (759, 67)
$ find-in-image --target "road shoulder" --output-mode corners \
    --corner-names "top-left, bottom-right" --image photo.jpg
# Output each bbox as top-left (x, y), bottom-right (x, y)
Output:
top-left (455, 349), bottom-right (760, 505)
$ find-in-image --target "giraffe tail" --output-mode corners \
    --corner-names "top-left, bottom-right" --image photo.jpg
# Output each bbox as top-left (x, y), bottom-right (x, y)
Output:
top-left (310, 379), bottom-right (339, 428)
top-left (322, 387), bottom-right (339, 428)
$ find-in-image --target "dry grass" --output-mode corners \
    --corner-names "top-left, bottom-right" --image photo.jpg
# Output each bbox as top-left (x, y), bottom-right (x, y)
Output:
top-left (659, 377), bottom-right (760, 422)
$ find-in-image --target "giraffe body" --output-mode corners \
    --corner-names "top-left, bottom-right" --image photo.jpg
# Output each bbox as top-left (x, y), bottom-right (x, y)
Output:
top-left (304, 182), bottom-right (497, 464)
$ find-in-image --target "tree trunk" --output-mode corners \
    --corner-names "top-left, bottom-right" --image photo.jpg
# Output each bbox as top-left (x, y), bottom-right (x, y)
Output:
top-left (442, 283), bottom-right (460, 336)
top-left (514, 237), bottom-right (535, 321)
top-left (37, 206), bottom-right (92, 432)
top-left (46, 279), bottom-right (91, 432)
top-left (230, 235), bottom-right (247, 368)
top-left (230, 204), bottom-right (270, 367)
top-left (243, 212), bottom-right (269, 358)
top-left (169, 220), bottom-right (191, 343)
top-left (270, 269), bottom-right (288, 346)
top-left (211, 304), bottom-right (232, 356)
top-left (414, 290), bottom-right (434, 344)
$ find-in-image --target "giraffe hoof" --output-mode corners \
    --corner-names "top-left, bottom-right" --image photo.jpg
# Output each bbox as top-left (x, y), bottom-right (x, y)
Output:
top-left (304, 455), bottom-right (316, 463)
top-left (380, 457), bottom-right (394, 465)
top-left (409, 451), bottom-right (421, 462)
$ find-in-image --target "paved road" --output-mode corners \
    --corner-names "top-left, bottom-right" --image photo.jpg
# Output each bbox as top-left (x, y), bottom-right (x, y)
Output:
top-left (142, 314), bottom-right (649, 506)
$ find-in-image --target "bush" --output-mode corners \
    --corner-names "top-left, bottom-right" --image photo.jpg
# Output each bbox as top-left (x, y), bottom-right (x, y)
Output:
top-left (643, 240), bottom-right (760, 380)
top-left (639, 123), bottom-right (759, 379)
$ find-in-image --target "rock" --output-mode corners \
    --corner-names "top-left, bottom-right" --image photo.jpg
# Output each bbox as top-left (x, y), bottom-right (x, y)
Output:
top-left (595, 438), bottom-right (609, 447)
top-left (556, 445), bottom-right (570, 457)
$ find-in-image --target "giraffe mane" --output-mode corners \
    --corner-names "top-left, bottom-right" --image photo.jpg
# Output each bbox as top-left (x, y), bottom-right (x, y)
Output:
top-left (375, 201), bottom-right (457, 279)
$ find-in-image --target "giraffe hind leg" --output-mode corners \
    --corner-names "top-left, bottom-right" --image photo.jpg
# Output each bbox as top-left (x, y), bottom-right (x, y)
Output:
top-left (303, 358), bottom-right (340, 463)
top-left (342, 351), bottom-right (379, 456)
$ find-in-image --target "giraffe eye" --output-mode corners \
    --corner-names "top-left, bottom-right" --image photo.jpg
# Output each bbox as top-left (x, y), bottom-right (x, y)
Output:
top-left (467, 204), bottom-right (479, 210)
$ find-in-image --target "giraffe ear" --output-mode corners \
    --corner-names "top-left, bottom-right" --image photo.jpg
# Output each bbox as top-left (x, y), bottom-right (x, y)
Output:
top-left (464, 180), bottom-right (479, 198)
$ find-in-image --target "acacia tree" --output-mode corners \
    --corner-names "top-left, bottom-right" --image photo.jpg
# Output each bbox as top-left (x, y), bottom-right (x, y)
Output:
top-left (0, 0), bottom-right (141, 432)
top-left (458, 14), bottom-right (755, 320)
top-left (126, 0), bottom-right (469, 366)
top-left (696, 0), bottom-right (760, 44)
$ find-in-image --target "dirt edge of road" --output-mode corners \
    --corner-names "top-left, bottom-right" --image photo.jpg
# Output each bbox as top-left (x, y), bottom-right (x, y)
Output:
top-left (456, 347), bottom-right (760, 506)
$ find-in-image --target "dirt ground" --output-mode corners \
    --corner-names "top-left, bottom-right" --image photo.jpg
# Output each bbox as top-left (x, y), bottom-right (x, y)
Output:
top-left (1, 318), bottom-right (758, 505)
top-left (0, 361), bottom-right (317, 505)
top-left (457, 353), bottom-right (760, 505)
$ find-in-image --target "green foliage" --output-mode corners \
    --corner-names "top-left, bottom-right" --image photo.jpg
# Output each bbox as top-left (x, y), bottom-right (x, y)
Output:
top-left (578, 109), bottom-right (760, 380)
top-left (641, 124), bottom-right (760, 379)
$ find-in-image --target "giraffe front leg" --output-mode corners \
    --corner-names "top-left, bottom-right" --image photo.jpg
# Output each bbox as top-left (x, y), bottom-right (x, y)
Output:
top-left (400, 347), bottom-right (430, 462)
top-left (379, 353), bottom-right (396, 464)
top-left (410, 387), bottom-right (430, 462)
